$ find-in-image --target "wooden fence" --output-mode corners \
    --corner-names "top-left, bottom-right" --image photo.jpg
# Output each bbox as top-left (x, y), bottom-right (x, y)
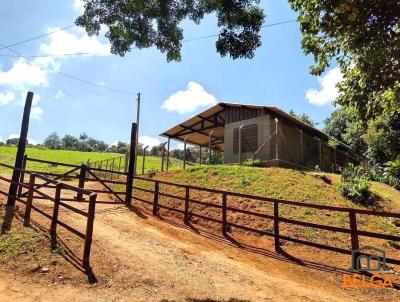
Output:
top-left (0, 162), bottom-right (97, 269)
top-left (2, 157), bottom-right (400, 268)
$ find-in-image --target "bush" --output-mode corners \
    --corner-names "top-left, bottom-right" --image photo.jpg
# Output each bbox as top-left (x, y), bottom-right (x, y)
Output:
top-left (241, 159), bottom-right (262, 167)
top-left (146, 168), bottom-right (158, 178)
top-left (336, 164), bottom-right (373, 204)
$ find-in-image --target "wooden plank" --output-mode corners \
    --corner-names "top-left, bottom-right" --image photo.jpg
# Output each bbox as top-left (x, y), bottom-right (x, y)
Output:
top-left (222, 193), bottom-right (227, 236)
top-left (50, 184), bottom-right (62, 248)
top-left (184, 187), bottom-right (190, 223)
top-left (153, 181), bottom-right (159, 215)
top-left (23, 174), bottom-right (35, 226)
top-left (76, 164), bottom-right (87, 201)
top-left (274, 201), bottom-right (280, 252)
top-left (83, 193), bottom-right (97, 269)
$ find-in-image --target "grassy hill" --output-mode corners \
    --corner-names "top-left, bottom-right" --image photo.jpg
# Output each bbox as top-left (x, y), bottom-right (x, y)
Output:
top-left (0, 146), bottom-right (185, 174)
top-left (130, 165), bottom-right (400, 255)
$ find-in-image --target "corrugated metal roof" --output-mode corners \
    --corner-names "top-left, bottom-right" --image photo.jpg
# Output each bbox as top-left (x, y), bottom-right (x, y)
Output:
top-left (160, 102), bottom-right (352, 151)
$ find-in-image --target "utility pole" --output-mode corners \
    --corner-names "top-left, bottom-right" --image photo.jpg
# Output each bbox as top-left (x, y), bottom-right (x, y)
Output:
top-left (134, 93), bottom-right (141, 175)
top-left (3, 92), bottom-right (33, 231)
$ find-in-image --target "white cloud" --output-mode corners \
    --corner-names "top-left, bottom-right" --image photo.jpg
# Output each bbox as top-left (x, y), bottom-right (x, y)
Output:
top-left (40, 28), bottom-right (110, 57)
top-left (0, 136), bottom-right (3, 143)
top-left (0, 91), bottom-right (16, 106)
top-left (176, 143), bottom-right (185, 150)
top-left (0, 58), bottom-right (53, 88)
top-left (162, 81), bottom-right (218, 114)
top-left (8, 134), bottom-right (37, 145)
top-left (139, 135), bottom-right (161, 149)
top-left (31, 106), bottom-right (44, 121)
top-left (54, 90), bottom-right (65, 99)
top-left (306, 67), bottom-right (343, 106)
top-left (73, 0), bottom-right (85, 12)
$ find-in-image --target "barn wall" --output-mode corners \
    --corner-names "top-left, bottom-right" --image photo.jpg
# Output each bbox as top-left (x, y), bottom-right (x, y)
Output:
top-left (224, 114), bottom-right (271, 164)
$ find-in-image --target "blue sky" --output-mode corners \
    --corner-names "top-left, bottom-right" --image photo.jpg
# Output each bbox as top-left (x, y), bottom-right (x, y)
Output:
top-left (0, 0), bottom-right (342, 149)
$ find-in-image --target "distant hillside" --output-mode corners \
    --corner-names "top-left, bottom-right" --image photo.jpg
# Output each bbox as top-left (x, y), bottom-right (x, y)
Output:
top-left (0, 146), bottom-right (186, 174)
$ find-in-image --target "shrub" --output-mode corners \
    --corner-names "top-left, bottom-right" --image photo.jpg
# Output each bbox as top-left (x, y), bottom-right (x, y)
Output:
top-left (241, 159), bottom-right (262, 167)
top-left (336, 164), bottom-right (373, 204)
top-left (146, 168), bottom-right (158, 178)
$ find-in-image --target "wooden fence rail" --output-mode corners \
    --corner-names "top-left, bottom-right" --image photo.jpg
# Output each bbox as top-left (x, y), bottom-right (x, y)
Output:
top-left (0, 165), bottom-right (97, 270)
top-left (127, 176), bottom-right (400, 266)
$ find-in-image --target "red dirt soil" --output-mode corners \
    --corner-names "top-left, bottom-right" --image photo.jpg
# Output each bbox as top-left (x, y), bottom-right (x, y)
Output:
top-left (0, 180), bottom-right (399, 302)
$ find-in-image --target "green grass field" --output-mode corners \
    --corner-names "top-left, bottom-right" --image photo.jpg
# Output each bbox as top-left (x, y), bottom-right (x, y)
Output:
top-left (0, 146), bottom-right (185, 174)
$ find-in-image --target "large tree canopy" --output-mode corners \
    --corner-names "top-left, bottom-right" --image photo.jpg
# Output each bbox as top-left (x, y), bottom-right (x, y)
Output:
top-left (76, 0), bottom-right (265, 61)
top-left (289, 0), bottom-right (400, 119)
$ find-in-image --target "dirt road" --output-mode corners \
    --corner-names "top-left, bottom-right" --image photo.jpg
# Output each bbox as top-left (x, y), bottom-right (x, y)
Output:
top-left (0, 184), bottom-right (399, 301)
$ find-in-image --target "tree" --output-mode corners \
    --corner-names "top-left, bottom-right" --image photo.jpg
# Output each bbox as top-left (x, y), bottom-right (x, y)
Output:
top-left (6, 138), bottom-right (20, 146)
top-left (288, 109), bottom-right (315, 126)
top-left (62, 135), bottom-right (79, 150)
top-left (76, 0), bottom-right (265, 61)
top-left (288, 0), bottom-right (399, 120)
top-left (43, 132), bottom-right (62, 150)
top-left (323, 107), bottom-right (354, 142)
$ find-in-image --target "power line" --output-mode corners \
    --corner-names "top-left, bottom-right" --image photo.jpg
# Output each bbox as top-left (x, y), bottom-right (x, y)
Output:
top-left (0, 52), bottom-right (92, 58)
top-left (0, 41), bottom-right (136, 96)
top-left (0, 25), bottom-right (76, 51)
top-left (182, 19), bottom-right (296, 42)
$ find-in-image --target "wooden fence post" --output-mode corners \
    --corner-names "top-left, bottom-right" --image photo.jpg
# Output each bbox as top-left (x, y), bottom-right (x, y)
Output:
top-left (125, 123), bottom-right (137, 205)
top-left (184, 187), bottom-right (190, 224)
top-left (50, 183), bottom-right (62, 249)
top-left (222, 193), bottom-right (227, 236)
top-left (274, 201), bottom-right (280, 252)
top-left (83, 193), bottom-right (97, 270)
top-left (153, 182), bottom-right (159, 215)
top-left (76, 164), bottom-right (87, 201)
top-left (349, 209), bottom-right (360, 270)
top-left (4, 92), bottom-right (33, 230)
top-left (23, 173), bottom-right (35, 226)
top-left (17, 155), bottom-right (28, 197)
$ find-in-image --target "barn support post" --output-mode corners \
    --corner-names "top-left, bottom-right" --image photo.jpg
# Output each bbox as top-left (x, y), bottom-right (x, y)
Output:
top-left (142, 146), bottom-right (148, 175)
top-left (274, 118), bottom-right (279, 160)
top-left (238, 122), bottom-right (245, 163)
top-left (166, 138), bottom-right (170, 171)
top-left (199, 146), bottom-right (202, 165)
top-left (183, 137), bottom-right (189, 169)
top-left (3, 91), bottom-right (33, 232)
top-left (208, 130), bottom-right (215, 165)
top-left (161, 142), bottom-right (167, 171)
top-left (125, 123), bottom-right (137, 205)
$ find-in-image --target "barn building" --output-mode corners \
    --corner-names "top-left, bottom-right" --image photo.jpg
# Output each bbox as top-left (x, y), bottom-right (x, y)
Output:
top-left (161, 103), bottom-right (360, 171)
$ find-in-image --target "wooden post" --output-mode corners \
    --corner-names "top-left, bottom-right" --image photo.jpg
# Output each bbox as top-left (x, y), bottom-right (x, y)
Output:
top-left (50, 183), bottom-right (62, 249)
top-left (349, 209), bottom-right (360, 270)
top-left (153, 181), bottom-right (159, 215)
top-left (76, 164), bottom-right (87, 202)
top-left (124, 153), bottom-right (129, 173)
top-left (274, 201), bottom-right (280, 252)
top-left (4, 92), bottom-right (33, 231)
top-left (275, 118), bottom-right (279, 160)
top-left (222, 193), bottom-right (227, 236)
top-left (83, 193), bottom-right (97, 269)
top-left (17, 155), bottom-right (28, 197)
top-left (184, 187), bottom-right (190, 224)
top-left (23, 173), bottom-right (35, 226)
top-left (161, 142), bottom-right (167, 172)
top-left (208, 130), bottom-right (214, 165)
top-left (166, 138), bottom-right (170, 171)
top-left (118, 156), bottom-right (122, 174)
top-left (199, 146), bottom-right (202, 166)
top-left (125, 123), bottom-right (137, 205)
top-left (142, 146), bottom-right (148, 175)
top-left (183, 139), bottom-right (187, 169)
top-left (110, 158), bottom-right (115, 180)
